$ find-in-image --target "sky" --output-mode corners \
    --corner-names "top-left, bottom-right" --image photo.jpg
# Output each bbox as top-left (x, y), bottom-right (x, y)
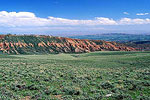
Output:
top-left (0, 0), bottom-right (150, 35)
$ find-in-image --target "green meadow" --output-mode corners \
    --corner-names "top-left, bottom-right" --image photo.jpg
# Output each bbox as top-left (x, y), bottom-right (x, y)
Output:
top-left (0, 51), bottom-right (150, 100)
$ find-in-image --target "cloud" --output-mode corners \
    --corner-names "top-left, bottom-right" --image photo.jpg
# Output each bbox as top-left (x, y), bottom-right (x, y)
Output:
top-left (123, 12), bottom-right (129, 15)
top-left (119, 18), bottom-right (150, 25)
top-left (0, 11), bottom-right (36, 18)
top-left (0, 11), bottom-right (47, 27)
top-left (45, 16), bottom-right (117, 26)
top-left (136, 13), bottom-right (149, 15)
top-left (0, 11), bottom-right (117, 27)
top-left (0, 11), bottom-right (150, 33)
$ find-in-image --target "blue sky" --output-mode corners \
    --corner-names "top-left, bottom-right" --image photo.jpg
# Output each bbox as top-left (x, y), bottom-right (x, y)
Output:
top-left (0, 0), bottom-right (150, 35)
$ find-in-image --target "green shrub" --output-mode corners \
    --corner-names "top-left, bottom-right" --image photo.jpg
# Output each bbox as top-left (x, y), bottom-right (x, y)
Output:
top-left (136, 95), bottom-right (150, 100)
top-left (101, 82), bottom-right (114, 89)
top-left (62, 86), bottom-right (83, 95)
top-left (111, 93), bottom-right (131, 100)
top-left (62, 95), bottom-right (73, 100)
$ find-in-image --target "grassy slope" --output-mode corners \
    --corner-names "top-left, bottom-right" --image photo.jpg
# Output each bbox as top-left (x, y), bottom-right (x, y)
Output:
top-left (0, 51), bottom-right (150, 100)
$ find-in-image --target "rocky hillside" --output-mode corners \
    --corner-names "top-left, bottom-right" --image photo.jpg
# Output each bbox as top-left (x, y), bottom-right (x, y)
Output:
top-left (0, 35), bottom-right (136, 54)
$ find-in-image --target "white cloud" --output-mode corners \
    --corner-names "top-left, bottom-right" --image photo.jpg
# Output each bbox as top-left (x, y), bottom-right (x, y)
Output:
top-left (136, 13), bottom-right (149, 15)
top-left (0, 11), bottom-right (35, 18)
top-left (0, 11), bottom-right (117, 27)
top-left (47, 16), bottom-right (117, 25)
top-left (119, 18), bottom-right (150, 25)
top-left (0, 11), bottom-right (150, 33)
top-left (123, 12), bottom-right (129, 15)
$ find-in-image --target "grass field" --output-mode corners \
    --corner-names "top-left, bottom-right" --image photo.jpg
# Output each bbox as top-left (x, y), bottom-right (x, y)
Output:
top-left (0, 51), bottom-right (150, 100)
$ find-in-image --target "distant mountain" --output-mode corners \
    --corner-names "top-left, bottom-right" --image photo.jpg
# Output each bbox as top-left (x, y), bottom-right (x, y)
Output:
top-left (68, 33), bottom-right (150, 43)
top-left (0, 35), bottom-right (135, 54)
top-left (125, 41), bottom-right (150, 51)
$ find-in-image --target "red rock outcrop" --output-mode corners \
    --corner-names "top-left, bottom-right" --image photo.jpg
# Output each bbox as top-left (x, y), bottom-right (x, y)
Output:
top-left (0, 35), bottom-right (136, 54)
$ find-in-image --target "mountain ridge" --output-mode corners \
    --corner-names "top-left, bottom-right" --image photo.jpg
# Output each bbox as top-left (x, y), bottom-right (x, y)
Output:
top-left (0, 35), bottom-right (136, 54)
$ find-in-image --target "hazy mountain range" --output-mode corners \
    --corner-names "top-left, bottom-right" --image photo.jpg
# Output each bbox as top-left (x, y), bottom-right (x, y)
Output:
top-left (68, 33), bottom-right (150, 42)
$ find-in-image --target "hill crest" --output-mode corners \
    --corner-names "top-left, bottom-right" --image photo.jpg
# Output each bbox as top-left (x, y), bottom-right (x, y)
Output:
top-left (0, 35), bottom-right (136, 54)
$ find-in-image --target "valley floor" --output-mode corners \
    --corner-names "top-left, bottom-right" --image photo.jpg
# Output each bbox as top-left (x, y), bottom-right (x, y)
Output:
top-left (0, 51), bottom-right (150, 100)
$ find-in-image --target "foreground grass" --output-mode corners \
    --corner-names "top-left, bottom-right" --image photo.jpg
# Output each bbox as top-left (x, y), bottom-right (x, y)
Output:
top-left (0, 51), bottom-right (150, 100)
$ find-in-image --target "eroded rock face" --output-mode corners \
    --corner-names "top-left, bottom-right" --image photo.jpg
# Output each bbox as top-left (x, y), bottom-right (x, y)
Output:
top-left (0, 35), bottom-right (136, 54)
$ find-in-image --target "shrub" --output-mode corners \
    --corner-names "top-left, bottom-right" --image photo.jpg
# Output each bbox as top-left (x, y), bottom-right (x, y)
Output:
top-left (62, 86), bottom-right (83, 95)
top-left (111, 93), bottom-right (131, 100)
top-left (136, 95), bottom-right (150, 100)
top-left (27, 84), bottom-right (39, 90)
top-left (101, 82), bottom-right (114, 89)
top-left (93, 93), bottom-right (103, 100)
top-left (0, 87), bottom-right (19, 100)
top-left (45, 88), bottom-right (61, 95)
top-left (141, 81), bottom-right (150, 86)
top-left (62, 95), bottom-right (73, 100)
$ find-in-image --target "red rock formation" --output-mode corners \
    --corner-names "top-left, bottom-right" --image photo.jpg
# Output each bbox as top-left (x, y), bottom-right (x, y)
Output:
top-left (0, 35), bottom-right (136, 54)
